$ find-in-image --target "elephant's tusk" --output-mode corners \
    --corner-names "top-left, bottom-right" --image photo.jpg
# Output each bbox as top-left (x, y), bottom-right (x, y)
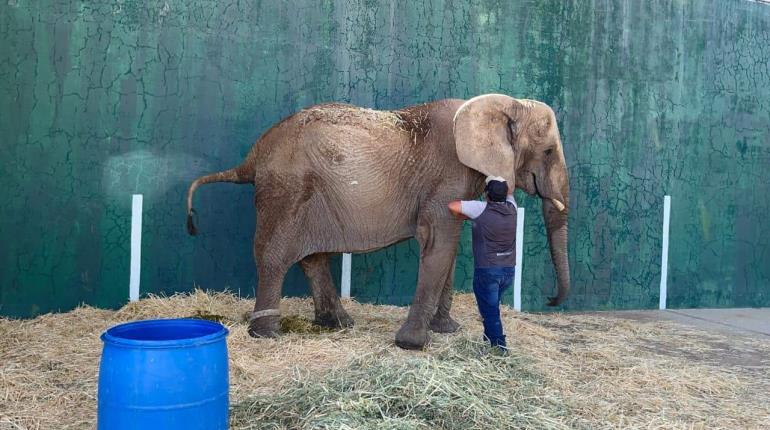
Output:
top-left (551, 199), bottom-right (566, 212)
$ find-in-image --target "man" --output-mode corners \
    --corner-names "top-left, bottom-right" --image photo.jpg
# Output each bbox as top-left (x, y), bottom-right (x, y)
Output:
top-left (448, 176), bottom-right (517, 351)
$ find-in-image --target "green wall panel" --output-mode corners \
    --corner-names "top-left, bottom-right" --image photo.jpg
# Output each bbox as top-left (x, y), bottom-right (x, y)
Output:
top-left (1, 0), bottom-right (769, 317)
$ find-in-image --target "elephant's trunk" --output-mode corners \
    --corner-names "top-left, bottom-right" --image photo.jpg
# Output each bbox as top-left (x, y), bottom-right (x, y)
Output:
top-left (542, 198), bottom-right (570, 306)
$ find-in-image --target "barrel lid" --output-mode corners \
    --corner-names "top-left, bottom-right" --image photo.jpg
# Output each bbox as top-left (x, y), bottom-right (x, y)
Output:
top-left (101, 318), bottom-right (228, 349)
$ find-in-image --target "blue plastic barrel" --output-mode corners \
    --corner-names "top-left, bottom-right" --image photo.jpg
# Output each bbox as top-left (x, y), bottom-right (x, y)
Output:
top-left (98, 318), bottom-right (229, 430)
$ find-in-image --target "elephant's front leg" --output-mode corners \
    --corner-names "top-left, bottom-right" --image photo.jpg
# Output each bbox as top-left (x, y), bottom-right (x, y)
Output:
top-left (395, 216), bottom-right (461, 349)
top-left (429, 257), bottom-right (461, 333)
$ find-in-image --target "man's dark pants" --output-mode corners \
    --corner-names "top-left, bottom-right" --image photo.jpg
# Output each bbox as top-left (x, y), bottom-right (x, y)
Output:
top-left (472, 266), bottom-right (515, 349)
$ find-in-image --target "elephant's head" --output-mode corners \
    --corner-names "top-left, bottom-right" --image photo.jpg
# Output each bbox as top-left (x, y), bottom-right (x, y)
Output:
top-left (453, 94), bottom-right (570, 306)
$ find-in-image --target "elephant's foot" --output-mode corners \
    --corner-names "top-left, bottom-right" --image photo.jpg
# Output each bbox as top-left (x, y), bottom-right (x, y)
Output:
top-left (314, 307), bottom-right (355, 329)
top-left (429, 314), bottom-right (460, 333)
top-left (395, 320), bottom-right (430, 350)
top-left (248, 315), bottom-right (280, 338)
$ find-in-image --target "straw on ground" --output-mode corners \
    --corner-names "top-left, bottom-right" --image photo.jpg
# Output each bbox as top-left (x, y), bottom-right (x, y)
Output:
top-left (1, 290), bottom-right (769, 429)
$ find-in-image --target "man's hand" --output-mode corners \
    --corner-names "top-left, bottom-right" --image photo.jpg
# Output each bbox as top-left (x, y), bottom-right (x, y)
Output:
top-left (447, 201), bottom-right (468, 220)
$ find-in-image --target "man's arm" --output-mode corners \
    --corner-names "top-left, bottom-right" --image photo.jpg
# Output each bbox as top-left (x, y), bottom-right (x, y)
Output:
top-left (448, 200), bottom-right (487, 220)
top-left (447, 201), bottom-right (468, 220)
top-left (506, 193), bottom-right (517, 208)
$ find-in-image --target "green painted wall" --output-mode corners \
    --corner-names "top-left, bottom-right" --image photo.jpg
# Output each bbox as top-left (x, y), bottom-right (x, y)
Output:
top-left (1, 0), bottom-right (769, 317)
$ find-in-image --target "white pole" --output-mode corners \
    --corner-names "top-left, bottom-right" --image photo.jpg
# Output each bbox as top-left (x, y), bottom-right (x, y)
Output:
top-left (129, 194), bottom-right (143, 302)
top-left (341, 253), bottom-right (352, 298)
top-left (513, 207), bottom-right (525, 311)
top-left (659, 195), bottom-right (671, 310)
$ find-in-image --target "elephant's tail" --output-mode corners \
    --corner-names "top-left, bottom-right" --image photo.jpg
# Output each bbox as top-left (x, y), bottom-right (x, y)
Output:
top-left (186, 165), bottom-right (252, 236)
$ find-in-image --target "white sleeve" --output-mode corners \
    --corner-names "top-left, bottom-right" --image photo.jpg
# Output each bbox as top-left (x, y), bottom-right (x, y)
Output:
top-left (459, 201), bottom-right (487, 219)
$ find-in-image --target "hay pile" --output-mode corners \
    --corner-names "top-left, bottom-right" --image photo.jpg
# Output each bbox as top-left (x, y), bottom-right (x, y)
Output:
top-left (231, 339), bottom-right (571, 429)
top-left (1, 290), bottom-right (769, 429)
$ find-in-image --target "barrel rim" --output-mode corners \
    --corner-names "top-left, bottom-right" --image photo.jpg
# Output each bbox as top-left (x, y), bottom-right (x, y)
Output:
top-left (101, 318), bottom-right (229, 348)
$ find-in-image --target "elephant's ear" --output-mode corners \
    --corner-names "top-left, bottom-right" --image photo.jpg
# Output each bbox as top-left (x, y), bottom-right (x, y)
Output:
top-left (453, 94), bottom-right (520, 186)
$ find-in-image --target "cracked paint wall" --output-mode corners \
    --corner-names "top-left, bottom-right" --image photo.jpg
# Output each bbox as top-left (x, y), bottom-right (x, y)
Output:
top-left (1, 0), bottom-right (769, 317)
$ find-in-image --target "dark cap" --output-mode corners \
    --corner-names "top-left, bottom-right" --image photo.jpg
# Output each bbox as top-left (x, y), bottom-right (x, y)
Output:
top-left (485, 180), bottom-right (508, 202)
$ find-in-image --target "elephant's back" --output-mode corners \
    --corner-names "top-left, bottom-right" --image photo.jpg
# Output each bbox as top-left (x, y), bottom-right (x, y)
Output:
top-left (285, 104), bottom-right (414, 170)
top-left (257, 100), bottom-right (467, 188)
top-left (249, 103), bottom-right (409, 163)
top-left (296, 103), bottom-right (408, 131)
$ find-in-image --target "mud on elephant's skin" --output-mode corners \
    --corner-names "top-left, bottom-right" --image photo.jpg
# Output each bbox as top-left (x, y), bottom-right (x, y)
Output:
top-left (186, 94), bottom-right (571, 349)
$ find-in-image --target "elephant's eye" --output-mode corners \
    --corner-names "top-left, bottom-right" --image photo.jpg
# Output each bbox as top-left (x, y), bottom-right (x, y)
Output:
top-left (544, 149), bottom-right (554, 156)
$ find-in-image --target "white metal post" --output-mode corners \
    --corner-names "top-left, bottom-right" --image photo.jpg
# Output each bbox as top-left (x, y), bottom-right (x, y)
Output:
top-left (659, 195), bottom-right (671, 310)
top-left (341, 253), bottom-right (352, 298)
top-left (513, 207), bottom-right (525, 311)
top-left (129, 194), bottom-right (143, 302)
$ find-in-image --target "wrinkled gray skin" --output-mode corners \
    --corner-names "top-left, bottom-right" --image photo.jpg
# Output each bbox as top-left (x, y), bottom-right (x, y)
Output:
top-left (186, 94), bottom-right (570, 350)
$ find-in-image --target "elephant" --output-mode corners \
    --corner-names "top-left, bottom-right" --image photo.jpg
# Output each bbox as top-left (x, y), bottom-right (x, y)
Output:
top-left (186, 93), bottom-right (570, 350)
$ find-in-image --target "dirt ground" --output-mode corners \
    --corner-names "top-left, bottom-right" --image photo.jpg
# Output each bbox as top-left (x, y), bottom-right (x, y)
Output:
top-left (1, 291), bottom-right (769, 429)
top-left (598, 309), bottom-right (770, 371)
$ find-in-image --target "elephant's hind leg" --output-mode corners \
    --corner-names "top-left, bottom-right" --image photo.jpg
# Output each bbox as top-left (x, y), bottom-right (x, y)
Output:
top-left (248, 259), bottom-right (290, 338)
top-left (299, 253), bottom-right (354, 328)
top-left (248, 219), bottom-right (299, 338)
top-left (429, 257), bottom-right (461, 334)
